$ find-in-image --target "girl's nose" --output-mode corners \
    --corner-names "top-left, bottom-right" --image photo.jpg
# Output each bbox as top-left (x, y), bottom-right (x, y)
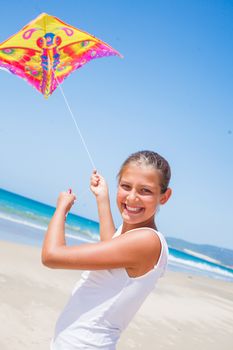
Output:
top-left (126, 190), bottom-right (138, 202)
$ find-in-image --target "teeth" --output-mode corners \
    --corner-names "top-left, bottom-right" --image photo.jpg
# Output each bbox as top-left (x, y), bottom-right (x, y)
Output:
top-left (126, 205), bottom-right (142, 212)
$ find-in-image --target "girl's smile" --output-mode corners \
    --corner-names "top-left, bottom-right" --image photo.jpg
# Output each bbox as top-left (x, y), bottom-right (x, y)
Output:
top-left (123, 204), bottom-right (144, 214)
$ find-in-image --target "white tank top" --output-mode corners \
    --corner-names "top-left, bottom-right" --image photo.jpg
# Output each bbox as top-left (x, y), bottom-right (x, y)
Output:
top-left (50, 225), bottom-right (169, 350)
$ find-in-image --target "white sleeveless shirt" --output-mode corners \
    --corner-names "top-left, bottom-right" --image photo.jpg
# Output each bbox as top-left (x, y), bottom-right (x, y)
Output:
top-left (50, 226), bottom-right (169, 350)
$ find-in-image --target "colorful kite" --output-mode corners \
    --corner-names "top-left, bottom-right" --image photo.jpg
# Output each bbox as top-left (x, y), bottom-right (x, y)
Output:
top-left (0, 13), bottom-right (121, 97)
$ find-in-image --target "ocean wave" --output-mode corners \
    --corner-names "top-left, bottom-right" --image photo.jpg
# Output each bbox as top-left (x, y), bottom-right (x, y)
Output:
top-left (168, 254), bottom-right (233, 279)
top-left (65, 223), bottom-right (98, 241)
top-left (0, 205), bottom-right (51, 224)
top-left (0, 212), bottom-right (47, 231)
top-left (65, 233), bottom-right (97, 243)
top-left (0, 212), bottom-right (97, 243)
top-left (0, 204), bottom-right (99, 242)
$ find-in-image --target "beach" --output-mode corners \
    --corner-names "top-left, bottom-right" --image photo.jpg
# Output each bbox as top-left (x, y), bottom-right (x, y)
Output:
top-left (1, 240), bottom-right (232, 350)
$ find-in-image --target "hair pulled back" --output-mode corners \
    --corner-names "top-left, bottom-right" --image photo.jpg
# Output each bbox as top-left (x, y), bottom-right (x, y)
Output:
top-left (117, 150), bottom-right (171, 194)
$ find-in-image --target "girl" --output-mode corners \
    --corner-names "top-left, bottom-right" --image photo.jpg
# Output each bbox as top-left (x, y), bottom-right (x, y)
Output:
top-left (42, 150), bottom-right (172, 350)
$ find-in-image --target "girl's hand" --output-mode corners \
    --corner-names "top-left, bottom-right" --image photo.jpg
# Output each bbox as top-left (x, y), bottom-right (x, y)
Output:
top-left (56, 189), bottom-right (77, 215)
top-left (90, 170), bottom-right (109, 199)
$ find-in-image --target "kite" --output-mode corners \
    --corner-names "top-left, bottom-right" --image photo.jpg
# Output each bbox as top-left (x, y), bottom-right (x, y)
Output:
top-left (0, 13), bottom-right (121, 97)
top-left (0, 13), bottom-right (122, 168)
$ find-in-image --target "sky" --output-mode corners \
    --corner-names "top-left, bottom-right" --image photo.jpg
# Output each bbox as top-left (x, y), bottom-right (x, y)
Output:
top-left (0, 0), bottom-right (233, 249)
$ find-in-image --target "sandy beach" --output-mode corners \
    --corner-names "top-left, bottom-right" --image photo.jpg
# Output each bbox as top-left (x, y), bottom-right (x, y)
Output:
top-left (0, 240), bottom-right (232, 350)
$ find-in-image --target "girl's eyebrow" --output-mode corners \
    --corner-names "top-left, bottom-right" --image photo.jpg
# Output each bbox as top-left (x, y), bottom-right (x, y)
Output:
top-left (120, 180), bottom-right (155, 189)
top-left (140, 185), bottom-right (155, 190)
top-left (119, 179), bottom-right (131, 184)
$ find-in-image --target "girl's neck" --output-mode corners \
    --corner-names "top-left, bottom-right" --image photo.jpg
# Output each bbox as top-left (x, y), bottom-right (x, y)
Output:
top-left (121, 218), bottom-right (157, 234)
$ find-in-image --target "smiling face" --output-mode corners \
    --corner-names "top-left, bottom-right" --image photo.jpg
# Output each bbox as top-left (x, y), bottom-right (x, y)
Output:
top-left (117, 163), bottom-right (168, 232)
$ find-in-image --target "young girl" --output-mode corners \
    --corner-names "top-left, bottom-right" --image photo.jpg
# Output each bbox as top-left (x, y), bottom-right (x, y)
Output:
top-left (42, 150), bottom-right (172, 350)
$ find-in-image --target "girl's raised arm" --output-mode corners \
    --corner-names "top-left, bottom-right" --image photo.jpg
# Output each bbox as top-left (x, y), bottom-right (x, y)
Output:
top-left (90, 171), bottom-right (116, 241)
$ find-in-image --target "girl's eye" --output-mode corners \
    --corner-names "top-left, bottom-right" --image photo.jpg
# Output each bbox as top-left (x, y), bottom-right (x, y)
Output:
top-left (121, 184), bottom-right (131, 190)
top-left (141, 188), bottom-right (152, 194)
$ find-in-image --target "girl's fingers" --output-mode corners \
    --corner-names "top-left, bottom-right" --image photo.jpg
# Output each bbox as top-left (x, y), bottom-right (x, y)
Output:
top-left (66, 189), bottom-right (77, 201)
top-left (91, 175), bottom-right (100, 186)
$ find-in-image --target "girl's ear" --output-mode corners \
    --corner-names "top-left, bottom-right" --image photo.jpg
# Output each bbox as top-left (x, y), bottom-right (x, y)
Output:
top-left (160, 188), bottom-right (172, 205)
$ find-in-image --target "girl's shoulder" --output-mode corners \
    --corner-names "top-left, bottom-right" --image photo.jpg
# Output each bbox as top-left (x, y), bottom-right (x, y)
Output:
top-left (115, 224), bottom-right (163, 239)
top-left (114, 225), bottom-right (163, 254)
top-left (114, 225), bottom-right (168, 257)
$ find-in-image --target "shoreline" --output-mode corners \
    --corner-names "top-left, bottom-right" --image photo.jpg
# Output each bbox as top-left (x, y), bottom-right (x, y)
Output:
top-left (183, 248), bottom-right (221, 264)
top-left (170, 245), bottom-right (233, 273)
top-left (1, 215), bottom-right (233, 283)
top-left (1, 240), bottom-right (233, 350)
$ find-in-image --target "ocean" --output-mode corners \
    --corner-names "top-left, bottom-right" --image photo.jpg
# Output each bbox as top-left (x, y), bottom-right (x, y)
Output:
top-left (1, 188), bottom-right (233, 283)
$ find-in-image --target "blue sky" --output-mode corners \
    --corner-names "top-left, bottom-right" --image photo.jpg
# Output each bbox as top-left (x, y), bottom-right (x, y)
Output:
top-left (1, 0), bottom-right (233, 249)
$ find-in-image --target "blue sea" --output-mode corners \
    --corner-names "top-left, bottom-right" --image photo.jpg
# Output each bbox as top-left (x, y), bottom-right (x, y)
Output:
top-left (1, 188), bottom-right (233, 283)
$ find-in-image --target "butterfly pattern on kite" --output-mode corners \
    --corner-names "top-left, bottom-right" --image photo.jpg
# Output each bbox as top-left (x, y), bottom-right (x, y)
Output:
top-left (0, 13), bottom-right (121, 97)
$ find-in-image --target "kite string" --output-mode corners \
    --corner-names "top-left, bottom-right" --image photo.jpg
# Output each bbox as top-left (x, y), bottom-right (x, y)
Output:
top-left (56, 81), bottom-right (96, 170)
